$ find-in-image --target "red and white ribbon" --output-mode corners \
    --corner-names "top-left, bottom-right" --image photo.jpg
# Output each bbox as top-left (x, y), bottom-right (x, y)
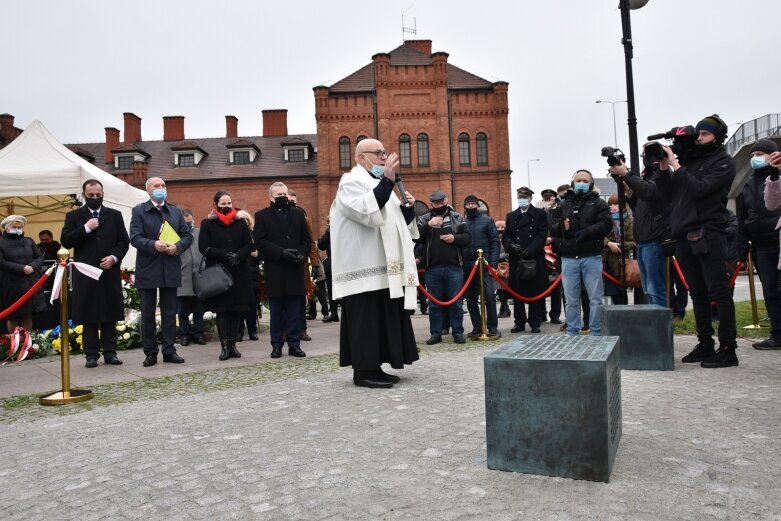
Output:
top-left (50, 262), bottom-right (102, 303)
top-left (2, 327), bottom-right (33, 365)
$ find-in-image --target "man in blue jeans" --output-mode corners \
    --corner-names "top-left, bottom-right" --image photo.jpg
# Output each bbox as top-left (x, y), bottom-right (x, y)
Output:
top-left (549, 170), bottom-right (612, 336)
top-left (417, 190), bottom-right (471, 345)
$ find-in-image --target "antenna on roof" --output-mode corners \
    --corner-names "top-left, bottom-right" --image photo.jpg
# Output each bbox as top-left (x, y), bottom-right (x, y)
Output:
top-left (402, 4), bottom-right (416, 41)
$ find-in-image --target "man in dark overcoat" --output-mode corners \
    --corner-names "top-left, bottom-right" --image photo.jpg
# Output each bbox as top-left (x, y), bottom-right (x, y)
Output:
top-left (61, 179), bottom-right (130, 367)
top-left (129, 177), bottom-right (193, 367)
top-left (254, 181), bottom-right (311, 359)
top-left (503, 186), bottom-right (549, 333)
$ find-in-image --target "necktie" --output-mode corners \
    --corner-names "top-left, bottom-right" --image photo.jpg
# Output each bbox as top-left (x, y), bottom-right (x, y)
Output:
top-left (92, 211), bottom-right (99, 218)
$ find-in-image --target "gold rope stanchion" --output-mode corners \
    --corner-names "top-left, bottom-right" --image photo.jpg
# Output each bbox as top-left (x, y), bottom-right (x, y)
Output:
top-left (666, 257), bottom-right (672, 309)
top-left (40, 248), bottom-right (94, 405)
top-left (743, 252), bottom-right (767, 330)
top-left (473, 249), bottom-right (492, 341)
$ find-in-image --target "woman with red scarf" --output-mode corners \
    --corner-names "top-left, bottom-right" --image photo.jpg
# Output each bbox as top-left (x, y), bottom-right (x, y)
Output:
top-left (199, 190), bottom-right (254, 360)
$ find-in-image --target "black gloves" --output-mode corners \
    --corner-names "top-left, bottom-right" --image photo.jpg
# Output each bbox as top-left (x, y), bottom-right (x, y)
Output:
top-left (225, 252), bottom-right (240, 266)
top-left (770, 169), bottom-right (780, 182)
top-left (281, 248), bottom-right (303, 264)
top-left (510, 244), bottom-right (524, 257)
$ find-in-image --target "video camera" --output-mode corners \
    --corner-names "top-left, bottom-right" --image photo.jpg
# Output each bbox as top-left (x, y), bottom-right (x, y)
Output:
top-left (646, 125), bottom-right (697, 160)
top-left (601, 146), bottom-right (626, 167)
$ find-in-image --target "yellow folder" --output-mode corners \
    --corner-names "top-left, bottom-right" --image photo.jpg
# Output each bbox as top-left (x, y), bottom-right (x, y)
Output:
top-left (158, 220), bottom-right (181, 244)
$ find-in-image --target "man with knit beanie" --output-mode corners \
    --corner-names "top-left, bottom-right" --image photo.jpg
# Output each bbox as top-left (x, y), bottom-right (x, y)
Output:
top-left (738, 138), bottom-right (781, 349)
top-left (667, 114), bottom-right (739, 368)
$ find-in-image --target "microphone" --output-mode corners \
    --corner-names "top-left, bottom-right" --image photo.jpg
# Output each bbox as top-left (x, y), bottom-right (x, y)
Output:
top-left (646, 132), bottom-right (669, 140)
top-left (394, 174), bottom-right (411, 207)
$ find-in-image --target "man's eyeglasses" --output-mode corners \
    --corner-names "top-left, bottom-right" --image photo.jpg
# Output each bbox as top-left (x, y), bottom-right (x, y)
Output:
top-left (364, 150), bottom-right (388, 159)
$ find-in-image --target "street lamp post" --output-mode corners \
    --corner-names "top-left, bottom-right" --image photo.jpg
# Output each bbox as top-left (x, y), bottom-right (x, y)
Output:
top-left (526, 158), bottom-right (540, 189)
top-left (595, 100), bottom-right (627, 148)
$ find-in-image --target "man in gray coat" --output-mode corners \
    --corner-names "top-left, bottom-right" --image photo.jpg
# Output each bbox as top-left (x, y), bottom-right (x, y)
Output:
top-left (176, 209), bottom-right (206, 346)
top-left (129, 177), bottom-right (193, 367)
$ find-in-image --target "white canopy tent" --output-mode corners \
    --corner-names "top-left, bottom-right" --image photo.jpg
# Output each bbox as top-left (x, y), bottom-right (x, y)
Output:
top-left (0, 120), bottom-right (148, 268)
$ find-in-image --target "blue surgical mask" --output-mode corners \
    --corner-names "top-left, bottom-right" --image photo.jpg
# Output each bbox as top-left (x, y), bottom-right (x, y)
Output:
top-left (363, 155), bottom-right (385, 178)
top-left (517, 198), bottom-right (530, 208)
top-left (574, 182), bottom-right (590, 193)
top-left (151, 188), bottom-right (167, 202)
top-left (751, 156), bottom-right (768, 170)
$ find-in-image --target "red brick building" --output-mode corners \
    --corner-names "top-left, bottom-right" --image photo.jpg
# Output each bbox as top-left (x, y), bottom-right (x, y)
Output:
top-left (313, 39), bottom-right (512, 225)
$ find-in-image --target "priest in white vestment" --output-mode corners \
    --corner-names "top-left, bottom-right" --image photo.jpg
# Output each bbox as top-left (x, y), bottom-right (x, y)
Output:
top-left (330, 139), bottom-right (420, 388)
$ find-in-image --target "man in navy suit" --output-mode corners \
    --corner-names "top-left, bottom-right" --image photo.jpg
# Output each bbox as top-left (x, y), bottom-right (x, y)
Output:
top-left (61, 179), bottom-right (130, 367)
top-left (129, 177), bottom-right (193, 367)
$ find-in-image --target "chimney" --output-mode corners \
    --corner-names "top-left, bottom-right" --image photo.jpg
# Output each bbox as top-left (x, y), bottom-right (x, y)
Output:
top-left (262, 109), bottom-right (288, 137)
top-left (105, 127), bottom-right (120, 165)
top-left (404, 39), bottom-right (432, 56)
top-left (132, 160), bottom-right (149, 189)
top-left (123, 112), bottom-right (142, 144)
top-left (226, 115), bottom-right (238, 138)
top-left (0, 113), bottom-right (15, 145)
top-left (163, 116), bottom-right (185, 141)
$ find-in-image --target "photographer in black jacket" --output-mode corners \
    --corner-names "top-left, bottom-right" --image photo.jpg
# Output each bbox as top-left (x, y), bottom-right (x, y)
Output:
top-left (667, 114), bottom-right (738, 368)
top-left (737, 138), bottom-right (781, 349)
top-left (610, 142), bottom-right (673, 307)
top-left (549, 170), bottom-right (612, 336)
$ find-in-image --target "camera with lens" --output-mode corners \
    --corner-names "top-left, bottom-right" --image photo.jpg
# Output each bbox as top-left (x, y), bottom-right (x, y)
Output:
top-left (601, 146), bottom-right (626, 167)
top-left (647, 125), bottom-right (697, 160)
top-left (643, 141), bottom-right (667, 164)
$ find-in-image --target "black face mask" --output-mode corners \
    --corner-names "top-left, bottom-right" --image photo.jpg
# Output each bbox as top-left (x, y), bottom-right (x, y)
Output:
top-left (289, 201), bottom-right (297, 208)
top-left (465, 207), bottom-right (478, 218)
top-left (85, 197), bottom-right (103, 210)
top-left (430, 205), bottom-right (447, 216)
top-left (274, 196), bottom-right (289, 208)
top-left (217, 206), bottom-right (232, 215)
top-left (692, 140), bottom-right (721, 157)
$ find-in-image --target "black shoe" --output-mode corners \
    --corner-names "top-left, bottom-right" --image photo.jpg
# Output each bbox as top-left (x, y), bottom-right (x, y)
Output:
top-left (271, 347), bottom-right (282, 358)
top-left (421, 310), bottom-right (428, 315)
top-left (498, 310), bottom-right (511, 318)
top-left (163, 353), bottom-right (185, 364)
top-left (409, 310), bottom-right (416, 315)
top-left (142, 355), bottom-right (157, 367)
top-left (511, 325), bottom-right (525, 333)
top-left (235, 333), bottom-right (244, 343)
top-left (104, 356), bottom-right (123, 365)
top-left (248, 333), bottom-right (259, 341)
top-left (467, 330), bottom-right (481, 338)
top-left (219, 341), bottom-right (231, 361)
top-left (193, 335), bottom-right (207, 345)
top-left (289, 346), bottom-right (306, 357)
top-left (531, 326), bottom-right (541, 334)
top-left (682, 343), bottom-right (715, 363)
top-left (230, 344), bottom-right (242, 358)
top-left (306, 313), bottom-right (317, 320)
top-left (550, 318), bottom-right (562, 325)
top-left (379, 370), bottom-right (401, 383)
top-left (85, 359), bottom-right (98, 368)
top-left (180, 336), bottom-right (191, 346)
top-left (453, 334), bottom-right (466, 344)
top-left (488, 329), bottom-right (501, 337)
top-left (752, 338), bottom-right (781, 350)
top-left (299, 332), bottom-right (312, 341)
top-left (701, 345), bottom-right (739, 368)
top-left (322, 314), bottom-right (337, 323)
top-left (425, 335), bottom-right (442, 345)
top-left (353, 377), bottom-right (393, 389)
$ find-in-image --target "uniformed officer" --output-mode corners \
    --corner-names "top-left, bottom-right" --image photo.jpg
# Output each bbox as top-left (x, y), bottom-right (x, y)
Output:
top-left (502, 187), bottom-right (549, 333)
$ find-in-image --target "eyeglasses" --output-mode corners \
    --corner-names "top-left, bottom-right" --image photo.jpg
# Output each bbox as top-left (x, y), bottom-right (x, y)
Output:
top-left (364, 150), bottom-right (388, 159)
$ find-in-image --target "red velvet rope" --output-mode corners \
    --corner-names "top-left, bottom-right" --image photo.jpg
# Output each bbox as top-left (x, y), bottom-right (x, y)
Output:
top-left (602, 270), bottom-right (624, 287)
top-left (486, 264), bottom-right (563, 303)
top-left (673, 258), bottom-right (741, 293)
top-left (0, 270), bottom-right (52, 320)
top-left (417, 262), bottom-right (479, 307)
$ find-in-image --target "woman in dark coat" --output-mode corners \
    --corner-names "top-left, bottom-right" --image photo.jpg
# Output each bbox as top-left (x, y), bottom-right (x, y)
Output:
top-left (199, 191), bottom-right (254, 360)
top-left (0, 215), bottom-right (44, 333)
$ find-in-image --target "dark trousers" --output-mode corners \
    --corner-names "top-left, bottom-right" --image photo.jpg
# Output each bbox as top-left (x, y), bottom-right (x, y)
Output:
top-left (755, 244), bottom-right (781, 340)
top-left (82, 321), bottom-right (118, 361)
top-left (676, 233), bottom-right (736, 346)
top-left (177, 296), bottom-right (204, 338)
top-left (544, 283), bottom-right (562, 320)
top-left (270, 296), bottom-right (302, 349)
top-left (324, 259), bottom-right (338, 317)
top-left (671, 269), bottom-right (688, 318)
top-left (464, 269), bottom-right (498, 332)
top-left (139, 287), bottom-right (178, 356)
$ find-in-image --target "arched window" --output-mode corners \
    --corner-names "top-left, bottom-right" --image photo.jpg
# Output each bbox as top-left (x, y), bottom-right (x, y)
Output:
top-left (417, 133), bottom-right (429, 166)
top-left (338, 136), bottom-right (351, 169)
top-left (399, 134), bottom-right (411, 167)
top-left (458, 133), bottom-right (471, 165)
top-left (357, 135), bottom-right (368, 143)
top-left (476, 132), bottom-right (488, 165)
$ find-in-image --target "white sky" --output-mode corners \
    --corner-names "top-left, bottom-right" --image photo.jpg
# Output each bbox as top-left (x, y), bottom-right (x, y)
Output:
top-left (3, 0), bottom-right (779, 201)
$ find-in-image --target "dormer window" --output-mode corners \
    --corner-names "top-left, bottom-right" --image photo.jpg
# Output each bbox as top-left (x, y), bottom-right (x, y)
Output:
top-left (287, 149), bottom-right (305, 162)
top-left (112, 146), bottom-right (150, 170)
top-left (117, 156), bottom-right (134, 170)
top-left (281, 138), bottom-right (313, 163)
top-left (171, 141), bottom-right (207, 167)
top-left (226, 139), bottom-right (260, 165)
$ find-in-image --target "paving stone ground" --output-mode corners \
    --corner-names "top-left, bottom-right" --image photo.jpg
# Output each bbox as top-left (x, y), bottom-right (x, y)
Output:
top-left (1, 324), bottom-right (779, 520)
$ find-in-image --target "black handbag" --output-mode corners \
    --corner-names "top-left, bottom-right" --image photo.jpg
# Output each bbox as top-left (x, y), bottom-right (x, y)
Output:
top-left (516, 258), bottom-right (537, 281)
top-left (193, 257), bottom-right (233, 300)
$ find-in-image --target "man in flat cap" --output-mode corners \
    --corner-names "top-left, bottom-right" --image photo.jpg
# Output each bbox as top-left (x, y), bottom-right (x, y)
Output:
top-left (462, 194), bottom-right (500, 337)
top-left (503, 187), bottom-right (549, 333)
top-left (417, 190), bottom-right (471, 344)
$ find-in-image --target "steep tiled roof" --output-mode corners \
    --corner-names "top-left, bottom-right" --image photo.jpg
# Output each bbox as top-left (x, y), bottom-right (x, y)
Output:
top-left (70, 134), bottom-right (318, 182)
top-left (328, 43), bottom-right (494, 93)
top-left (65, 144), bottom-right (96, 162)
